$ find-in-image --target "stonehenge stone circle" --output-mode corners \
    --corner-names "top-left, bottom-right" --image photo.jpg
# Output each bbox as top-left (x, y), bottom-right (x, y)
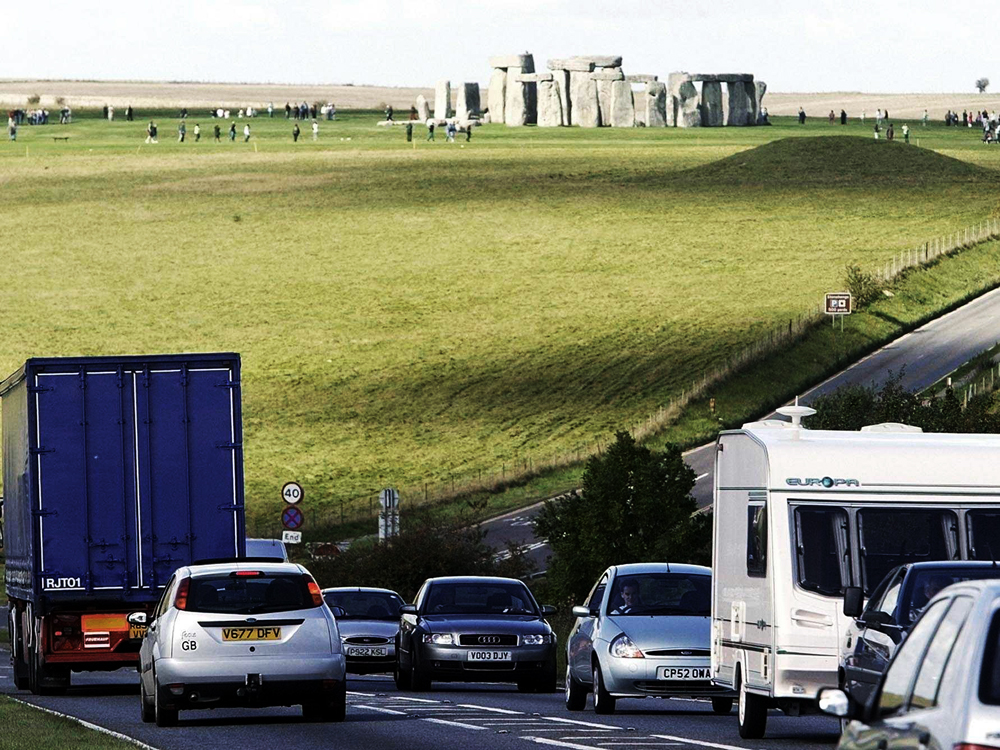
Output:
top-left (488, 69), bottom-right (507, 123)
top-left (755, 80), bottom-right (767, 122)
top-left (537, 79), bottom-right (564, 126)
top-left (569, 70), bottom-right (601, 127)
top-left (626, 74), bottom-right (658, 83)
top-left (645, 81), bottom-right (667, 128)
top-left (726, 81), bottom-right (750, 126)
top-left (456, 83), bottom-right (481, 121)
top-left (677, 80), bottom-right (701, 128)
top-left (609, 80), bottom-right (635, 127)
top-left (434, 79), bottom-right (452, 120)
top-left (416, 94), bottom-right (431, 121)
top-left (700, 81), bottom-right (724, 127)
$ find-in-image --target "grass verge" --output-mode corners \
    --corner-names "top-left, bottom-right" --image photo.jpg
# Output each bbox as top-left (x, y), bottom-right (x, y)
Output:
top-left (0, 695), bottom-right (140, 750)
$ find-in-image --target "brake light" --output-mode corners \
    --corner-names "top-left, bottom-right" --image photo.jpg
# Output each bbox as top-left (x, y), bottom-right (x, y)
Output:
top-left (232, 570), bottom-right (264, 577)
top-left (174, 578), bottom-right (191, 610)
top-left (307, 579), bottom-right (324, 607)
top-left (954, 744), bottom-right (1000, 750)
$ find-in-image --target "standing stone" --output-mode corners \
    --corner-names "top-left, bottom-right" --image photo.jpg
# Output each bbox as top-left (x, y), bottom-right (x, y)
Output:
top-left (667, 72), bottom-right (690, 127)
top-left (677, 80), bottom-right (700, 128)
top-left (700, 81), bottom-right (724, 126)
top-left (645, 81), bottom-right (667, 127)
top-left (488, 69), bottom-right (507, 124)
top-left (569, 70), bottom-right (600, 127)
top-left (592, 68), bottom-right (623, 127)
top-left (726, 81), bottom-right (750, 126)
top-left (609, 80), bottom-right (635, 127)
top-left (743, 81), bottom-right (758, 125)
top-left (456, 82), bottom-right (481, 121)
top-left (434, 79), bottom-right (452, 120)
top-left (416, 94), bottom-right (431, 121)
top-left (755, 80), bottom-right (767, 123)
top-left (537, 80), bottom-right (564, 127)
top-left (505, 54), bottom-right (536, 126)
top-left (554, 69), bottom-right (571, 125)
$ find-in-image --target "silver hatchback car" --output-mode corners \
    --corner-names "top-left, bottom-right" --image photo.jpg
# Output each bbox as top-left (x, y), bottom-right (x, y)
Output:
top-left (323, 587), bottom-right (404, 674)
top-left (567, 563), bottom-right (734, 714)
top-left (138, 560), bottom-right (347, 726)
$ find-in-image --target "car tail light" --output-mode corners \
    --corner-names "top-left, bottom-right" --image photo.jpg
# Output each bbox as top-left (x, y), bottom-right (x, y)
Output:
top-left (954, 745), bottom-right (1000, 750)
top-left (174, 578), bottom-right (191, 610)
top-left (307, 579), bottom-right (324, 607)
top-left (232, 570), bottom-right (264, 577)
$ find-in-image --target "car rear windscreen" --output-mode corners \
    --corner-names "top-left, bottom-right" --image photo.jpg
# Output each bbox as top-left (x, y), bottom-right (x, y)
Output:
top-left (188, 573), bottom-right (314, 614)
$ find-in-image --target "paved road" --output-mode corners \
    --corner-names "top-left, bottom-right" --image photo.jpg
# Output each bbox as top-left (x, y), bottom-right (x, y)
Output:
top-left (483, 284), bottom-right (1000, 567)
top-left (0, 659), bottom-right (838, 750)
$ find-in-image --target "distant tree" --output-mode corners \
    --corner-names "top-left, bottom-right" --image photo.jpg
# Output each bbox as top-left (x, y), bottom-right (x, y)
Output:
top-left (534, 431), bottom-right (710, 604)
top-left (977, 78), bottom-right (990, 93)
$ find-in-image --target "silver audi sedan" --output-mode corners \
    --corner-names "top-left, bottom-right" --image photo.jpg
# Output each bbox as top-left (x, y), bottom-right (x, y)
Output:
top-left (566, 563), bottom-right (734, 714)
top-left (138, 561), bottom-right (346, 726)
top-left (323, 587), bottom-right (404, 674)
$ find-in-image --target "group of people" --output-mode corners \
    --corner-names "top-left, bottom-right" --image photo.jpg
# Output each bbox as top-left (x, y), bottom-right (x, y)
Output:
top-left (102, 104), bottom-right (135, 121)
top-left (141, 118), bottom-right (322, 144)
top-left (424, 117), bottom-right (471, 143)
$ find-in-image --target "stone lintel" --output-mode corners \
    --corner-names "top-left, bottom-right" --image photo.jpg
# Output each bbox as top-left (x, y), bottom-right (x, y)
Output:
top-left (516, 72), bottom-right (554, 83)
top-left (590, 68), bottom-right (625, 81)
top-left (489, 54), bottom-right (532, 70)
top-left (626, 74), bottom-right (658, 83)
top-left (548, 58), bottom-right (595, 72)
top-left (689, 73), bottom-right (754, 83)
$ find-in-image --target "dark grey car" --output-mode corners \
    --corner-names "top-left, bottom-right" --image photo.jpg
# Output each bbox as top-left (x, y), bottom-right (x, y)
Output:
top-left (395, 576), bottom-right (557, 692)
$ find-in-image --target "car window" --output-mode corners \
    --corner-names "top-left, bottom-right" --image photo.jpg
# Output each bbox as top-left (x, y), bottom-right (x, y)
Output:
top-left (423, 582), bottom-right (537, 616)
top-left (794, 506), bottom-right (852, 596)
top-left (910, 597), bottom-right (974, 710)
top-left (153, 575), bottom-right (176, 621)
top-left (878, 575), bottom-right (903, 619)
top-left (979, 610), bottom-right (1000, 705)
top-left (186, 572), bottom-right (318, 614)
top-left (747, 503), bottom-right (767, 578)
top-left (324, 591), bottom-right (403, 620)
top-left (902, 569), bottom-right (1000, 625)
top-left (585, 574), bottom-right (608, 610)
top-left (967, 511), bottom-right (1000, 560)
top-left (607, 573), bottom-right (710, 616)
top-left (877, 599), bottom-right (949, 718)
top-left (858, 509), bottom-right (958, 595)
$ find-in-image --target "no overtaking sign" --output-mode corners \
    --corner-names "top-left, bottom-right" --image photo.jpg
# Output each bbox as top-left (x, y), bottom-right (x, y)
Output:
top-left (282, 506), bottom-right (304, 530)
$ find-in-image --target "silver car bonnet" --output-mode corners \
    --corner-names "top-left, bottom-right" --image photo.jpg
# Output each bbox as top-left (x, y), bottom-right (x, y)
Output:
top-left (606, 614), bottom-right (711, 651)
top-left (336, 619), bottom-right (400, 639)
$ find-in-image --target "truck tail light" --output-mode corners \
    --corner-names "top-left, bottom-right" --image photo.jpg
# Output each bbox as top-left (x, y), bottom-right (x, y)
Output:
top-left (307, 579), bottom-right (324, 607)
top-left (51, 614), bottom-right (82, 652)
top-left (174, 578), bottom-right (191, 611)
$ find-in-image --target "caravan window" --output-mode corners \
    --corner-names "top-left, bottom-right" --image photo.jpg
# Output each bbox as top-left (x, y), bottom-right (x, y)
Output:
top-left (747, 503), bottom-right (767, 578)
top-left (794, 506), bottom-right (852, 596)
top-left (858, 509), bottom-right (958, 595)
top-left (967, 511), bottom-right (1000, 561)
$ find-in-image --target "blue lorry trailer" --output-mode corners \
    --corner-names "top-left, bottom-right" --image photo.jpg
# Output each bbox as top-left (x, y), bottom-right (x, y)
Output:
top-left (2, 353), bottom-right (245, 693)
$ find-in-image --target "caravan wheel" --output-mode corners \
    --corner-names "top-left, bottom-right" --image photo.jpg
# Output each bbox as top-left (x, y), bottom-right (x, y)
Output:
top-left (737, 669), bottom-right (767, 739)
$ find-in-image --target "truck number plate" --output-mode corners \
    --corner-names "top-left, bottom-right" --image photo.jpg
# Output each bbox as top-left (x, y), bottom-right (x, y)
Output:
top-left (129, 625), bottom-right (148, 640)
top-left (657, 667), bottom-right (710, 681)
top-left (467, 650), bottom-right (512, 661)
top-left (221, 627), bottom-right (282, 641)
top-left (347, 646), bottom-right (388, 657)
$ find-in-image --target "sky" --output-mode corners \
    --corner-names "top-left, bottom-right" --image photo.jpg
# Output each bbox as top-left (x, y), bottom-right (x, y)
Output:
top-left (1, 1), bottom-right (991, 93)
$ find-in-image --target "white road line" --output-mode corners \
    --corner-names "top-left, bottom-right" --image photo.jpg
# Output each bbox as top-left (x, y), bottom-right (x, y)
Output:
top-left (422, 717), bottom-right (488, 731)
top-left (695, 473), bottom-right (709, 481)
top-left (523, 737), bottom-right (605, 750)
top-left (598, 744), bottom-right (682, 747)
top-left (652, 734), bottom-right (760, 750)
top-left (386, 695), bottom-right (440, 703)
top-left (458, 703), bottom-right (524, 714)
top-left (543, 716), bottom-right (624, 729)
top-left (354, 704), bottom-right (408, 716)
top-left (3, 695), bottom-right (159, 750)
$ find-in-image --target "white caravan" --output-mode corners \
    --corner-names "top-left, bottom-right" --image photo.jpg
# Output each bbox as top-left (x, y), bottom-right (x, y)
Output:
top-left (711, 404), bottom-right (1000, 738)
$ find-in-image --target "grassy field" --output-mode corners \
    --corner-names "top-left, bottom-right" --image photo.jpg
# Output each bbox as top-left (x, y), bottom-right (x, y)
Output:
top-left (3, 111), bottom-right (1000, 536)
top-left (0, 696), bottom-right (137, 750)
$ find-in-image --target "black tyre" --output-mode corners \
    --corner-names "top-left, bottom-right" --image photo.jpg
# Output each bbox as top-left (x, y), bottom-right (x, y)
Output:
top-left (29, 646), bottom-right (68, 696)
top-left (535, 660), bottom-right (558, 693)
top-left (517, 679), bottom-right (534, 693)
top-left (393, 661), bottom-right (412, 691)
top-left (411, 668), bottom-right (432, 691)
top-left (154, 682), bottom-right (179, 727)
top-left (712, 697), bottom-right (734, 715)
top-left (565, 666), bottom-right (587, 711)
top-left (302, 688), bottom-right (345, 723)
top-left (592, 662), bottom-right (615, 715)
top-left (140, 677), bottom-right (155, 723)
top-left (10, 612), bottom-right (29, 691)
top-left (737, 669), bottom-right (767, 739)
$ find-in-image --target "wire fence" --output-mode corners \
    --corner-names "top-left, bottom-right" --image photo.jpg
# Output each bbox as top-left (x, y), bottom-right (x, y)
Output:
top-left (248, 218), bottom-right (1000, 539)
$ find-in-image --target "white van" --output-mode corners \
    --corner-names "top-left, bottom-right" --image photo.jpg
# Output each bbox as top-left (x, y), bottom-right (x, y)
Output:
top-left (711, 404), bottom-right (1000, 738)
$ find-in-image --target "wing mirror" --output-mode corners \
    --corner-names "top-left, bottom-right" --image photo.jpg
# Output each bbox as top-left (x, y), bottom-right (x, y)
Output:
top-left (572, 605), bottom-right (597, 618)
top-left (127, 611), bottom-right (147, 626)
top-left (541, 605), bottom-right (557, 616)
top-left (399, 604), bottom-right (418, 616)
top-left (817, 688), bottom-right (851, 718)
top-left (843, 586), bottom-right (864, 618)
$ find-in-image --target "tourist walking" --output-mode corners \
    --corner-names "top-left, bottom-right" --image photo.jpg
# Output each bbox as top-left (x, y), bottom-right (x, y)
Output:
top-left (8, 116), bottom-right (16, 141)
top-left (385, 105), bottom-right (394, 122)
top-left (873, 123), bottom-right (880, 140)
top-left (840, 109), bottom-right (847, 125)
top-left (798, 107), bottom-right (806, 124)
top-left (426, 117), bottom-right (435, 141)
top-left (887, 123), bottom-right (894, 141)
top-left (292, 122), bottom-right (300, 141)
top-left (902, 123), bottom-right (910, 143)
top-left (145, 120), bottom-right (158, 143)
top-left (229, 122), bottom-right (236, 141)
top-left (243, 123), bottom-right (251, 142)
top-left (446, 120), bottom-right (456, 142)
top-left (178, 121), bottom-right (186, 142)
top-left (194, 123), bottom-right (201, 142)
top-left (312, 119), bottom-right (319, 140)
top-left (213, 123), bottom-right (221, 142)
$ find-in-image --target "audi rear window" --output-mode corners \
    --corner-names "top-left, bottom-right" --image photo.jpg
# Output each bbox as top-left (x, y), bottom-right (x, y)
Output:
top-left (188, 573), bottom-right (314, 614)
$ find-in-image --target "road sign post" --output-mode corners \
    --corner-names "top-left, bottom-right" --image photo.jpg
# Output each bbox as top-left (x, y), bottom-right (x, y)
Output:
top-left (379, 488), bottom-right (400, 541)
top-left (825, 292), bottom-right (852, 331)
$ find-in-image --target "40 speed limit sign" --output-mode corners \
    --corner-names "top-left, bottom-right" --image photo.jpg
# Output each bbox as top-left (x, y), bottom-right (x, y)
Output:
top-left (281, 481), bottom-right (304, 504)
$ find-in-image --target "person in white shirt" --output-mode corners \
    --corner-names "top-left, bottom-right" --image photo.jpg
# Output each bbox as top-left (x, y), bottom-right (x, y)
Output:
top-left (312, 119), bottom-right (319, 140)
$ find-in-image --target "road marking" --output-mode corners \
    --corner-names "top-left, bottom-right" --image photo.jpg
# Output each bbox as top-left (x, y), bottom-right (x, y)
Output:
top-left (651, 734), bottom-right (758, 750)
top-left (543, 716), bottom-right (624, 729)
top-left (422, 717), bottom-right (488, 731)
top-left (458, 703), bottom-right (524, 714)
top-left (598, 744), bottom-right (682, 747)
top-left (524, 737), bottom-right (607, 750)
top-left (3, 695), bottom-right (159, 750)
top-left (354, 704), bottom-right (407, 715)
top-left (695, 473), bottom-right (709, 481)
top-left (386, 695), bottom-right (440, 703)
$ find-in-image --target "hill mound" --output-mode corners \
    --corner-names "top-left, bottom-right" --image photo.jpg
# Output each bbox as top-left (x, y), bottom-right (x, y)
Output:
top-left (686, 135), bottom-right (988, 186)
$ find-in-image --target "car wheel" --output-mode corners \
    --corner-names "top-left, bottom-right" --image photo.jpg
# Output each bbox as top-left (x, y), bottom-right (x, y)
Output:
top-left (592, 662), bottom-right (616, 715)
top-left (565, 666), bottom-right (587, 711)
top-left (711, 697), bottom-right (733, 715)
top-left (140, 675), bottom-right (156, 723)
top-left (154, 681), bottom-right (179, 727)
top-left (736, 669), bottom-right (767, 739)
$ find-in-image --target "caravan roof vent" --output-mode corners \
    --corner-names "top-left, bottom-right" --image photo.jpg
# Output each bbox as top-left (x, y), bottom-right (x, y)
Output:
top-left (742, 419), bottom-right (795, 429)
top-left (775, 397), bottom-right (817, 428)
top-left (860, 423), bottom-right (923, 433)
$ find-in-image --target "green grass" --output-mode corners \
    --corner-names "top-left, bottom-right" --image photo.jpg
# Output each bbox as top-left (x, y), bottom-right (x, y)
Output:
top-left (0, 696), bottom-right (137, 750)
top-left (4, 111), bottom-right (1000, 537)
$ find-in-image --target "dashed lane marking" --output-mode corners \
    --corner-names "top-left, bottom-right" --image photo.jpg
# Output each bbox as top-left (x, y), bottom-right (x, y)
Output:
top-left (542, 716), bottom-right (625, 730)
top-left (354, 705), bottom-right (408, 715)
top-left (651, 735), bottom-right (760, 750)
top-left (524, 737), bottom-right (609, 750)
top-left (422, 717), bottom-right (488, 731)
top-left (457, 703), bottom-right (523, 714)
